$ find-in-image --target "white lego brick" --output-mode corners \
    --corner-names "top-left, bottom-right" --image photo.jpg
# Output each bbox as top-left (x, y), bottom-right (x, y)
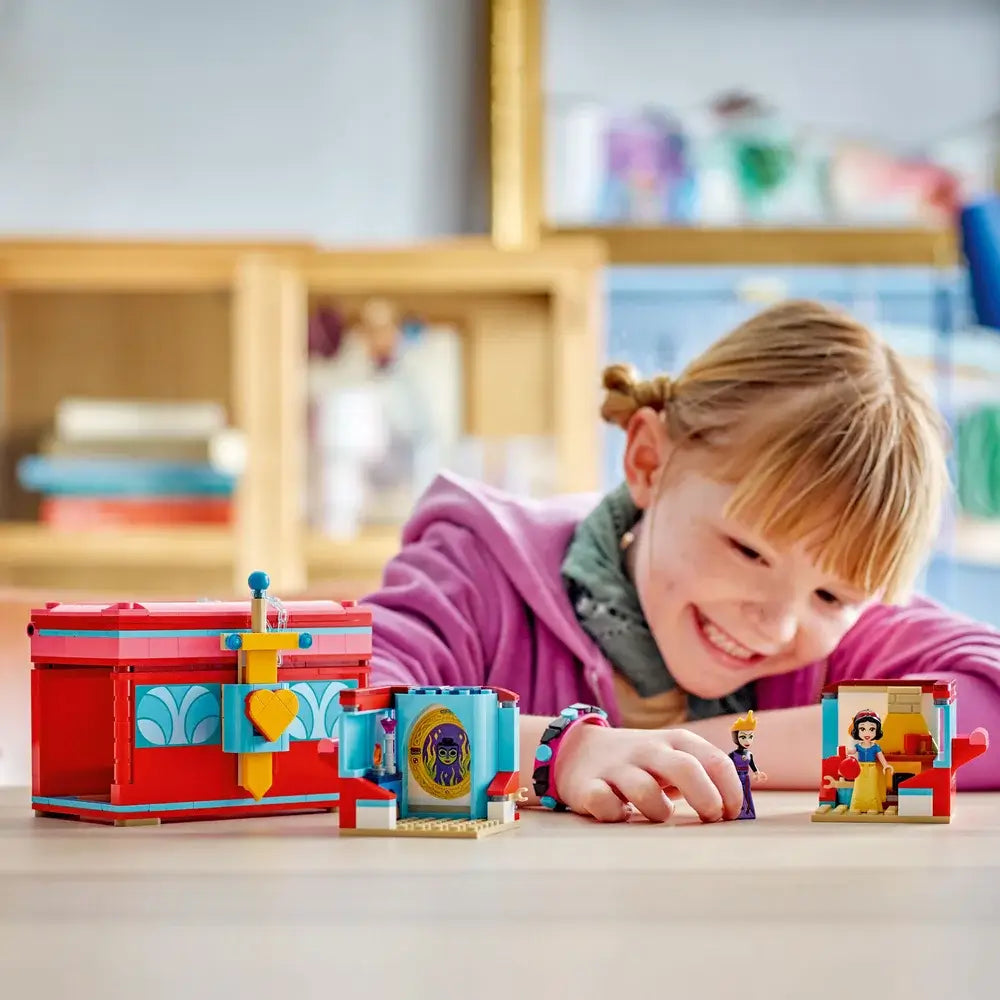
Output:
top-left (355, 803), bottom-right (397, 830)
top-left (487, 799), bottom-right (515, 824)
top-left (897, 792), bottom-right (934, 818)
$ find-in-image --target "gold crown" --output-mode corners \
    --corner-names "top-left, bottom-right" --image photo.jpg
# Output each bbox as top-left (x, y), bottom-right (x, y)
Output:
top-left (731, 710), bottom-right (756, 732)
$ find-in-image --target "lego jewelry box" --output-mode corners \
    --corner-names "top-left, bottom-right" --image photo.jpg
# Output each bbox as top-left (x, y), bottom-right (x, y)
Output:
top-left (811, 679), bottom-right (989, 823)
top-left (29, 572), bottom-right (372, 825)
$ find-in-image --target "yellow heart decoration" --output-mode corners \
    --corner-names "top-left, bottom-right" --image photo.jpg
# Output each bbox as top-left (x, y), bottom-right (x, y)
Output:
top-left (247, 689), bottom-right (299, 742)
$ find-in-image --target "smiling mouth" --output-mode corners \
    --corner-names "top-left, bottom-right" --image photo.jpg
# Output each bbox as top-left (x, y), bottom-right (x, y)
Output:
top-left (694, 607), bottom-right (765, 664)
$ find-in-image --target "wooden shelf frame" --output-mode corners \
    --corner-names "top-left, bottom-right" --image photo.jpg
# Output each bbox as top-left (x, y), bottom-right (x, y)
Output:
top-left (488, 0), bottom-right (959, 267)
top-left (302, 236), bottom-right (606, 581)
top-left (0, 235), bottom-right (606, 596)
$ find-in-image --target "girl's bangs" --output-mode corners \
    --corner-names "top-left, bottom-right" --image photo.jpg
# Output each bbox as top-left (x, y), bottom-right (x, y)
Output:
top-left (706, 409), bottom-right (937, 601)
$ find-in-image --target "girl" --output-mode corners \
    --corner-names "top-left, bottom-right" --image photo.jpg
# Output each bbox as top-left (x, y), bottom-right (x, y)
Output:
top-left (846, 709), bottom-right (893, 813)
top-left (362, 300), bottom-right (1000, 824)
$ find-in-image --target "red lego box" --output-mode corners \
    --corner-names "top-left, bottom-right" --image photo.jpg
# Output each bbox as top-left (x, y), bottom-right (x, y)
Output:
top-left (29, 578), bottom-right (371, 825)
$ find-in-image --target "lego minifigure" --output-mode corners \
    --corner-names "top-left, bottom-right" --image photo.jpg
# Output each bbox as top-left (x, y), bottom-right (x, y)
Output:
top-left (729, 710), bottom-right (767, 819)
top-left (846, 709), bottom-right (893, 813)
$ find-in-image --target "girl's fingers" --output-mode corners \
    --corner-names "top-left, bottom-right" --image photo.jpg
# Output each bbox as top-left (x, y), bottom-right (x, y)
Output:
top-left (633, 743), bottom-right (725, 822)
top-left (604, 765), bottom-right (675, 823)
top-left (659, 730), bottom-right (747, 819)
top-left (577, 778), bottom-right (632, 823)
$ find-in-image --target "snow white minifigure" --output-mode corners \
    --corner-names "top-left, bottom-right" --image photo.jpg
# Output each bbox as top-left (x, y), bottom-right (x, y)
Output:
top-left (729, 711), bottom-right (767, 819)
top-left (846, 709), bottom-right (893, 813)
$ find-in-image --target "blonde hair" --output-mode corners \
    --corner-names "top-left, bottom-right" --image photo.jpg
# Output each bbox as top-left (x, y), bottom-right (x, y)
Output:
top-left (601, 300), bottom-right (950, 603)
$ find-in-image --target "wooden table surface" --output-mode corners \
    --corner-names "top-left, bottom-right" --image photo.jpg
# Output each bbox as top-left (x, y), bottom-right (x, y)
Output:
top-left (1, 786), bottom-right (997, 999)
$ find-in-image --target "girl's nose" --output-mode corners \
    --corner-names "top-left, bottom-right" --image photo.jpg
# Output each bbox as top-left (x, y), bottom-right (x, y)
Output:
top-left (744, 600), bottom-right (798, 648)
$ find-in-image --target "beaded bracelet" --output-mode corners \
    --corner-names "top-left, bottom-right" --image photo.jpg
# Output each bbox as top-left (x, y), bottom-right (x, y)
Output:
top-left (532, 703), bottom-right (610, 810)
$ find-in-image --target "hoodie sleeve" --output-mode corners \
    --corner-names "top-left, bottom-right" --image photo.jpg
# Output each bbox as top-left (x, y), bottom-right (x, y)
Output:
top-left (827, 597), bottom-right (1000, 788)
top-left (359, 517), bottom-right (503, 689)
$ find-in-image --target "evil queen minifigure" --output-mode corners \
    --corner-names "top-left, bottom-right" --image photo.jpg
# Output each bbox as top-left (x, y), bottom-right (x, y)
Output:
top-left (729, 710), bottom-right (767, 819)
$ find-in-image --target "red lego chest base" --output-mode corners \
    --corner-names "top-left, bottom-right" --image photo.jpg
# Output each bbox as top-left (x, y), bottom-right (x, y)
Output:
top-left (29, 596), bottom-right (372, 824)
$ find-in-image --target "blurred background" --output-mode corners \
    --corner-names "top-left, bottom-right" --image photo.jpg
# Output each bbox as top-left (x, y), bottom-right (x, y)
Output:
top-left (1, 0), bottom-right (999, 784)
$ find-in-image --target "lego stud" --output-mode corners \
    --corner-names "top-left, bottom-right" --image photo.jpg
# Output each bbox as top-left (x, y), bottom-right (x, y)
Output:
top-left (225, 633), bottom-right (244, 651)
top-left (248, 571), bottom-right (270, 598)
top-left (298, 632), bottom-right (314, 649)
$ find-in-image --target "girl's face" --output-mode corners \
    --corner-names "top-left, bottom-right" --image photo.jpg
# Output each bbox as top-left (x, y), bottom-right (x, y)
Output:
top-left (857, 721), bottom-right (878, 742)
top-left (737, 731), bottom-right (754, 748)
top-left (625, 417), bottom-right (875, 700)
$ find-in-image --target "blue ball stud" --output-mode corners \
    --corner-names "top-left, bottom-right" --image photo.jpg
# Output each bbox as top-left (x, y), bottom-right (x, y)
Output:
top-left (225, 633), bottom-right (243, 651)
top-left (298, 632), bottom-right (314, 649)
top-left (248, 571), bottom-right (270, 599)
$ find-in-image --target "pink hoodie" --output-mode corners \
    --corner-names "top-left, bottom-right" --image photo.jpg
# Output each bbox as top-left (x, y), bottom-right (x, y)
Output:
top-left (362, 473), bottom-right (1000, 787)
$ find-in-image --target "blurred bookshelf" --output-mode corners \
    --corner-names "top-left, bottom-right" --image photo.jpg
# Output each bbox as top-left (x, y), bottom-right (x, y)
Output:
top-left (547, 226), bottom-right (958, 266)
top-left (0, 235), bottom-right (605, 598)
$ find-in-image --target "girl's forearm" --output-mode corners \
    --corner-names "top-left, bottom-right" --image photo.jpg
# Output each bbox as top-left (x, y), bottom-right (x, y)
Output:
top-left (679, 704), bottom-right (821, 790)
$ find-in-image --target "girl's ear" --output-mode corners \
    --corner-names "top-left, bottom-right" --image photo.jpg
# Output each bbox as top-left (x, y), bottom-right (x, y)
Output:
top-left (623, 408), bottom-right (673, 509)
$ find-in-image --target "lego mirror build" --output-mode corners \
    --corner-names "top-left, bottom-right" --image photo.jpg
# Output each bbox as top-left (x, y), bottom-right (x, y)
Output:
top-left (324, 683), bottom-right (523, 839)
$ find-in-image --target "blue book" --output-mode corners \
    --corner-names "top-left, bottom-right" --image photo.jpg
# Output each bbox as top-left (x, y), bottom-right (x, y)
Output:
top-left (17, 455), bottom-right (237, 497)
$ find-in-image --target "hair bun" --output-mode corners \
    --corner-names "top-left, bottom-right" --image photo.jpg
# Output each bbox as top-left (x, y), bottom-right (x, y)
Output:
top-left (600, 364), bottom-right (674, 428)
top-left (602, 362), bottom-right (638, 395)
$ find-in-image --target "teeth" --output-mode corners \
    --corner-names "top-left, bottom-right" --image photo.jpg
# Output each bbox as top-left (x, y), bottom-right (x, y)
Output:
top-left (699, 613), bottom-right (756, 660)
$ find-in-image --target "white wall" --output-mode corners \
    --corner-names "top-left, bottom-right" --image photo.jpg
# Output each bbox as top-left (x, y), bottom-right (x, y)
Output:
top-left (547, 0), bottom-right (1000, 147)
top-left (1, 1), bottom-right (996, 241)
top-left (0, 0), bottom-right (489, 242)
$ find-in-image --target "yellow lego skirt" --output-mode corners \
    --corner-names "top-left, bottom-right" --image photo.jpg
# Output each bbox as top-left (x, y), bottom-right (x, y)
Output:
top-left (849, 761), bottom-right (887, 812)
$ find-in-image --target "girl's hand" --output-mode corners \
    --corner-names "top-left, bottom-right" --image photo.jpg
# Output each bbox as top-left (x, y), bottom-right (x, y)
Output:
top-left (553, 724), bottom-right (745, 823)
top-left (752, 771), bottom-right (768, 784)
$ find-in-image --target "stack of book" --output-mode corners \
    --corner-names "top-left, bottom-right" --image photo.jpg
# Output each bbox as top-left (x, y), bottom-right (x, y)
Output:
top-left (17, 398), bottom-right (245, 529)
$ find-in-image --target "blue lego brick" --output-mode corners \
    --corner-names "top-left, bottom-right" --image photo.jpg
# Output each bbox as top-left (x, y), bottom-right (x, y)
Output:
top-left (33, 792), bottom-right (339, 813)
top-left (935, 700), bottom-right (954, 768)
top-left (366, 776), bottom-right (402, 799)
top-left (356, 798), bottom-right (395, 808)
top-left (497, 704), bottom-right (518, 772)
top-left (898, 787), bottom-right (933, 796)
top-left (821, 693), bottom-right (839, 759)
top-left (135, 683), bottom-right (221, 749)
top-left (221, 683), bottom-right (292, 754)
top-left (836, 787), bottom-right (852, 807)
top-left (36, 625), bottom-right (371, 639)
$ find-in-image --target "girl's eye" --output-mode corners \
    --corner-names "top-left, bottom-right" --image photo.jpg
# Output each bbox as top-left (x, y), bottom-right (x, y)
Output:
top-left (730, 539), bottom-right (763, 562)
top-left (816, 589), bottom-right (841, 606)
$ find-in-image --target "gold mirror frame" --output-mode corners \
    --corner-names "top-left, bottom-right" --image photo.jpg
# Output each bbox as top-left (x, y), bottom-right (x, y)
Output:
top-left (488, 0), bottom-right (956, 266)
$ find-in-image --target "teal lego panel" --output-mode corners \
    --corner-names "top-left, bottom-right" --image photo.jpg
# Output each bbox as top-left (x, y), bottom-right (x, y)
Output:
top-left (821, 694), bottom-right (839, 759)
top-left (497, 704), bottom-right (519, 772)
top-left (286, 679), bottom-right (357, 741)
top-left (339, 712), bottom-right (379, 776)
top-left (135, 683), bottom-right (221, 749)
top-left (221, 683), bottom-right (291, 754)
